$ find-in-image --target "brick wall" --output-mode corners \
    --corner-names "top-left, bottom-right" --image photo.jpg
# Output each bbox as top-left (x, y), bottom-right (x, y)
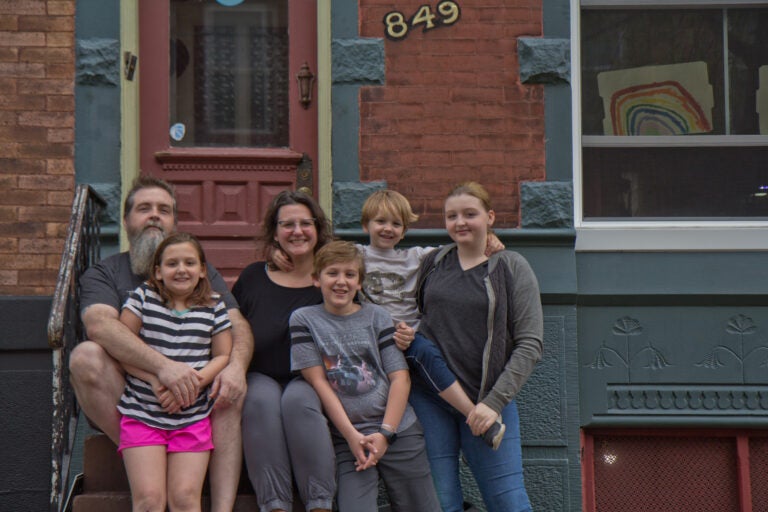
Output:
top-left (0, 0), bottom-right (75, 295)
top-left (359, 0), bottom-right (545, 227)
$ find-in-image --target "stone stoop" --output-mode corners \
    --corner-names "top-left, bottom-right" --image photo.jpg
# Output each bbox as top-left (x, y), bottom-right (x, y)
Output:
top-left (71, 433), bottom-right (260, 512)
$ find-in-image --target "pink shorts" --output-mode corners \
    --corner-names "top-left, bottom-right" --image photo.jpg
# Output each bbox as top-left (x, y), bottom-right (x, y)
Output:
top-left (118, 415), bottom-right (214, 454)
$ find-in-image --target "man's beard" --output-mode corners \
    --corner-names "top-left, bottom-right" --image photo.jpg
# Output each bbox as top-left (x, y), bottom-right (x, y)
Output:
top-left (128, 225), bottom-right (166, 277)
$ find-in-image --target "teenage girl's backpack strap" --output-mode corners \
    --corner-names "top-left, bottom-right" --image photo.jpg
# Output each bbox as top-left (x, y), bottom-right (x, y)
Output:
top-left (416, 243), bottom-right (456, 313)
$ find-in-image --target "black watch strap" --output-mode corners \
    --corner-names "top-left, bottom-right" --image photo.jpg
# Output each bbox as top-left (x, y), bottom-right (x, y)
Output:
top-left (378, 427), bottom-right (397, 445)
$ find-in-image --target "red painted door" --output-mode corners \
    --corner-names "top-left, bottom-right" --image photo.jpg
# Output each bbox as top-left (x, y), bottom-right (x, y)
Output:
top-left (139, 0), bottom-right (317, 287)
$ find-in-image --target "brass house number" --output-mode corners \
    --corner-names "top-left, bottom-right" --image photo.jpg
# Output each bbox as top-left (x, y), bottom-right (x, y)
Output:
top-left (384, 1), bottom-right (461, 41)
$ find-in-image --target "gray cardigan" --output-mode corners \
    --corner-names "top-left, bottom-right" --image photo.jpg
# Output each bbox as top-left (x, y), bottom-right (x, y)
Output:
top-left (416, 244), bottom-right (543, 414)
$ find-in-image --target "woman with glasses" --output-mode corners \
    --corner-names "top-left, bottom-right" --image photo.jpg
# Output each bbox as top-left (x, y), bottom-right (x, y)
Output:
top-left (233, 190), bottom-right (336, 512)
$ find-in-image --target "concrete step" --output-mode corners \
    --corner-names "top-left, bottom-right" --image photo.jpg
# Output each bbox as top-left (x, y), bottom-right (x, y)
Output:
top-left (73, 433), bottom-right (304, 511)
top-left (72, 493), bottom-right (259, 512)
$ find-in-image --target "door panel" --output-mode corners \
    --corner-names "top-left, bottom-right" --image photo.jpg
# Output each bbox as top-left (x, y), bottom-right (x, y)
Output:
top-left (139, 0), bottom-right (317, 286)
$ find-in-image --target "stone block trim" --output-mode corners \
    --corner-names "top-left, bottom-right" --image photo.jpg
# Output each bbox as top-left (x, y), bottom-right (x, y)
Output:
top-left (332, 38), bottom-right (385, 85)
top-left (521, 181), bottom-right (573, 229)
top-left (76, 38), bottom-right (119, 86)
top-left (518, 37), bottom-right (570, 84)
top-left (0, 0), bottom-right (75, 294)
top-left (333, 181), bottom-right (387, 229)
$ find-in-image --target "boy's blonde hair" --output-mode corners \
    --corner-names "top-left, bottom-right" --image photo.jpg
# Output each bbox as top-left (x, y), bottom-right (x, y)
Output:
top-left (313, 241), bottom-right (366, 283)
top-left (360, 189), bottom-right (419, 230)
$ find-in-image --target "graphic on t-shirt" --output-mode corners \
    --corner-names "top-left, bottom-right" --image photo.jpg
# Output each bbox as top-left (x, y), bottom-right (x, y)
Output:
top-left (324, 353), bottom-right (377, 395)
top-left (363, 271), bottom-right (407, 302)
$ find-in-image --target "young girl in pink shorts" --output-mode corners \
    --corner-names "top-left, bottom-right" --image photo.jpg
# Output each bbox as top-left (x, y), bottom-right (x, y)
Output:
top-left (117, 233), bottom-right (233, 512)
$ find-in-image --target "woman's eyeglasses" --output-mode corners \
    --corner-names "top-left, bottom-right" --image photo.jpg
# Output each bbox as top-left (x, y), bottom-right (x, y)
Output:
top-left (277, 218), bottom-right (316, 231)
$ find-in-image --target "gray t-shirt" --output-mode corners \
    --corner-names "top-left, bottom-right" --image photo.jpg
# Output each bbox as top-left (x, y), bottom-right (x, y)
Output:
top-left (419, 249), bottom-right (489, 400)
top-left (358, 244), bottom-right (436, 329)
top-left (290, 303), bottom-right (416, 435)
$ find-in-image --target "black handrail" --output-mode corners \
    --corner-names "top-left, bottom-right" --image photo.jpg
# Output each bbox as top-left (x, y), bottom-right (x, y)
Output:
top-left (47, 184), bottom-right (106, 512)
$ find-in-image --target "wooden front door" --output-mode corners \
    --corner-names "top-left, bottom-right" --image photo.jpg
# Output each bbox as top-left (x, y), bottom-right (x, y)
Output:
top-left (139, 0), bottom-right (317, 287)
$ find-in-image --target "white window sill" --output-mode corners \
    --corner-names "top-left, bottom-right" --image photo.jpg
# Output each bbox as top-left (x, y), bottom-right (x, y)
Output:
top-left (576, 225), bottom-right (768, 251)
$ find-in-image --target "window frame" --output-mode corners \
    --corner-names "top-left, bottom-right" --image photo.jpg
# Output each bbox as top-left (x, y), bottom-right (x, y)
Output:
top-left (572, 0), bottom-right (768, 250)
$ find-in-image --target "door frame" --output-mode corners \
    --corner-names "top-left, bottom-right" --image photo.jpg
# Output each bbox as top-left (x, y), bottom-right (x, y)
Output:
top-left (119, 0), bottom-right (332, 250)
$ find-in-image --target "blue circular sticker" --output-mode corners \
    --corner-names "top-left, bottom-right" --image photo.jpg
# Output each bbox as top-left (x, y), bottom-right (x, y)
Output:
top-left (216, 0), bottom-right (244, 6)
top-left (169, 123), bottom-right (186, 142)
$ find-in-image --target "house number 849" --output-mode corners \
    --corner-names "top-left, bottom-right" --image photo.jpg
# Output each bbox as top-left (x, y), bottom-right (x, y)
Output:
top-left (384, 1), bottom-right (461, 41)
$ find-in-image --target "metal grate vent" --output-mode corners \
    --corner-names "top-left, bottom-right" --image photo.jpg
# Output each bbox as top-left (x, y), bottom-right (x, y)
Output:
top-left (750, 437), bottom-right (768, 509)
top-left (592, 434), bottom-right (739, 512)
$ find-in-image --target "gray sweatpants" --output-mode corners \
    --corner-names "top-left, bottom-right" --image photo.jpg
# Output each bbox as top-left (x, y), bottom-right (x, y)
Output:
top-left (242, 373), bottom-right (336, 512)
top-left (334, 421), bottom-right (441, 512)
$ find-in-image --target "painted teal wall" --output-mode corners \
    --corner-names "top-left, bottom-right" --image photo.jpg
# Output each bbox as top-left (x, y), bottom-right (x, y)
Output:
top-left (75, 0), bottom-right (121, 257)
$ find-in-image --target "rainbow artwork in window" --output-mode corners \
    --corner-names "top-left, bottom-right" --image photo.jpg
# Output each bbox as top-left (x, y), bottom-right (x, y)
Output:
top-left (597, 62), bottom-right (714, 136)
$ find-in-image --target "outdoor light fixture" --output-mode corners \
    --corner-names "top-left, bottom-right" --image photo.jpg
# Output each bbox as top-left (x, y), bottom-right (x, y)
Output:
top-left (297, 62), bottom-right (315, 109)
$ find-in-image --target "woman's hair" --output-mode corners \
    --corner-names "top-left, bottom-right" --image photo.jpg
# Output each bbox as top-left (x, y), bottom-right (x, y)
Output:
top-left (149, 232), bottom-right (215, 307)
top-left (360, 189), bottom-right (419, 230)
top-left (446, 181), bottom-right (493, 212)
top-left (259, 190), bottom-right (333, 268)
top-left (313, 240), bottom-right (366, 283)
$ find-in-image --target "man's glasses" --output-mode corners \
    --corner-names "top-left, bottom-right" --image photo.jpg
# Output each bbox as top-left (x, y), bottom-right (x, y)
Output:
top-left (277, 218), bottom-right (316, 231)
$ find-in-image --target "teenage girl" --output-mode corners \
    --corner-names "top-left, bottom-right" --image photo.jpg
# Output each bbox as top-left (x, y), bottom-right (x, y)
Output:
top-left (412, 182), bottom-right (543, 512)
top-left (117, 232), bottom-right (233, 512)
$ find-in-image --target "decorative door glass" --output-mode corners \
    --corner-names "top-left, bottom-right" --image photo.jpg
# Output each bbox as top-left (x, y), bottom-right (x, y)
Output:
top-left (170, 0), bottom-right (288, 147)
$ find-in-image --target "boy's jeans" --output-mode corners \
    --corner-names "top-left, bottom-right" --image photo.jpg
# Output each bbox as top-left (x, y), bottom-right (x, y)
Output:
top-left (409, 380), bottom-right (533, 512)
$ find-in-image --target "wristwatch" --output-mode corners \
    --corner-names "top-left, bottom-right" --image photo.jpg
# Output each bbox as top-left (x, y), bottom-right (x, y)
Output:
top-left (378, 427), bottom-right (398, 445)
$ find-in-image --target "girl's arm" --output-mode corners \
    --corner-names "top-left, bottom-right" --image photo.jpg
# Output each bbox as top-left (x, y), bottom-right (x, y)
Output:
top-left (482, 253), bottom-right (543, 414)
top-left (301, 365), bottom-right (375, 471)
top-left (196, 327), bottom-right (233, 389)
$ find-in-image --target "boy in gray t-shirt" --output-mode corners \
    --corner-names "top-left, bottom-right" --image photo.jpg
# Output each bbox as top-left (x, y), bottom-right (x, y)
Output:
top-left (290, 241), bottom-right (439, 512)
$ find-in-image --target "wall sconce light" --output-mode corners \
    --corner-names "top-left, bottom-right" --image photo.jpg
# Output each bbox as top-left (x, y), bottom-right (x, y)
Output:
top-left (296, 62), bottom-right (315, 109)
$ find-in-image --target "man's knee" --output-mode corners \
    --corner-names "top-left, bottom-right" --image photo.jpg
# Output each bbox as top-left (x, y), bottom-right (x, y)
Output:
top-left (70, 342), bottom-right (110, 380)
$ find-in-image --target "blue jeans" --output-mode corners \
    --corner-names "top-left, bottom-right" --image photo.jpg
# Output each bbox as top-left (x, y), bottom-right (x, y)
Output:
top-left (405, 332), bottom-right (457, 393)
top-left (409, 380), bottom-right (532, 512)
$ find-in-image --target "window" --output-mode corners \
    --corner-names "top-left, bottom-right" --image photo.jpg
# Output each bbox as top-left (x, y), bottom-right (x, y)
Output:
top-left (577, 2), bottom-right (768, 225)
top-left (170, 0), bottom-right (288, 147)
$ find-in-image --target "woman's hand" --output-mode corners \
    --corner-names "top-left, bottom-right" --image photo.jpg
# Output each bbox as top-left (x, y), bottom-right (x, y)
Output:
top-left (393, 321), bottom-right (415, 351)
top-left (466, 402), bottom-right (499, 436)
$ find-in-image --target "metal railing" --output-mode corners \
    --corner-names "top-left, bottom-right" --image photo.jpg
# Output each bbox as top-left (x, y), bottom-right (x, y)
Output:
top-left (47, 185), bottom-right (106, 512)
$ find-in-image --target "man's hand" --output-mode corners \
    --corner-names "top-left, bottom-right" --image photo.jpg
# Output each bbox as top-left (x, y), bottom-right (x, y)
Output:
top-left (210, 361), bottom-right (247, 409)
top-left (156, 360), bottom-right (203, 408)
top-left (393, 321), bottom-right (415, 351)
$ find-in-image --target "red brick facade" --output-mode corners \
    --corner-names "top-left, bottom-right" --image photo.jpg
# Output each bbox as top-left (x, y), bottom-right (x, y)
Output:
top-left (359, 0), bottom-right (545, 227)
top-left (0, 0), bottom-right (75, 295)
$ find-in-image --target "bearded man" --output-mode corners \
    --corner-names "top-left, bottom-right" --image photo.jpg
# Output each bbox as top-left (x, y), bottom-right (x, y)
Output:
top-left (70, 175), bottom-right (254, 512)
